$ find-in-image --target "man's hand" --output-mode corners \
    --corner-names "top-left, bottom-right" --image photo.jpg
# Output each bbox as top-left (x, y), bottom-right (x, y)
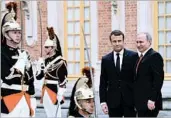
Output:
top-left (101, 103), bottom-right (108, 114)
top-left (147, 100), bottom-right (155, 110)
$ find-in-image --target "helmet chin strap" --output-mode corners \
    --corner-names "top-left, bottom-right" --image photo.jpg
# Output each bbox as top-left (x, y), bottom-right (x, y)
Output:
top-left (81, 106), bottom-right (92, 115)
top-left (6, 33), bottom-right (20, 45)
top-left (46, 47), bottom-right (54, 57)
top-left (75, 97), bottom-right (92, 115)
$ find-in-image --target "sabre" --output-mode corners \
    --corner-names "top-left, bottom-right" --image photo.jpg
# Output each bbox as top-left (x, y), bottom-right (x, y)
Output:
top-left (55, 102), bottom-right (60, 117)
top-left (81, 26), bottom-right (98, 118)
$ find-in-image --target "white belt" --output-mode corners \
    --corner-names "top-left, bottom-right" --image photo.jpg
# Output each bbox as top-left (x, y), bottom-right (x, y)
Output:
top-left (45, 80), bottom-right (58, 85)
top-left (1, 83), bottom-right (29, 91)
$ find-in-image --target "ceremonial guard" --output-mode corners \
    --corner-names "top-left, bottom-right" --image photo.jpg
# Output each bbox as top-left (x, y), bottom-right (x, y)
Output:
top-left (68, 85), bottom-right (95, 118)
top-left (1, 2), bottom-right (36, 117)
top-left (36, 27), bottom-right (68, 117)
top-left (68, 67), bottom-right (95, 117)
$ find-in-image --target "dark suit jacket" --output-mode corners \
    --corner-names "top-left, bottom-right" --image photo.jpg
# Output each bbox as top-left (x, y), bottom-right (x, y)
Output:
top-left (134, 48), bottom-right (164, 111)
top-left (99, 49), bottom-right (137, 108)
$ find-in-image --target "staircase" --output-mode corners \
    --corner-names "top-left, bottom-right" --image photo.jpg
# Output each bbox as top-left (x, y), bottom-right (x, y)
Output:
top-left (34, 80), bottom-right (171, 117)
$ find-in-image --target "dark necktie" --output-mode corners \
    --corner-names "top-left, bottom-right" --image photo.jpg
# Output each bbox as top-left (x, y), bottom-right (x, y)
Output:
top-left (136, 54), bottom-right (143, 73)
top-left (116, 53), bottom-right (120, 72)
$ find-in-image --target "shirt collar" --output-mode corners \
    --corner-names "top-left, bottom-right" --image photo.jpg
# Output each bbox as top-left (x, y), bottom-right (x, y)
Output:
top-left (113, 49), bottom-right (124, 56)
top-left (137, 47), bottom-right (151, 57)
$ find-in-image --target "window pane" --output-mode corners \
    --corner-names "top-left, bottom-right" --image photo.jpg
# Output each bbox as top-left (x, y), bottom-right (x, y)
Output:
top-left (166, 61), bottom-right (171, 73)
top-left (84, 21), bottom-right (90, 34)
top-left (158, 32), bottom-right (165, 45)
top-left (158, 46), bottom-right (164, 57)
top-left (158, 2), bottom-right (164, 15)
top-left (75, 36), bottom-right (80, 47)
top-left (166, 2), bottom-right (171, 14)
top-left (84, 1), bottom-right (90, 6)
top-left (67, 1), bottom-right (73, 7)
top-left (67, 8), bottom-right (73, 20)
top-left (84, 7), bottom-right (90, 20)
top-left (75, 49), bottom-right (80, 61)
top-left (74, 1), bottom-right (80, 6)
top-left (68, 49), bottom-right (74, 61)
top-left (158, 17), bottom-right (165, 30)
top-left (74, 8), bottom-right (80, 20)
top-left (166, 17), bottom-right (171, 29)
top-left (68, 22), bottom-right (74, 34)
top-left (68, 36), bottom-right (74, 47)
top-left (166, 46), bottom-right (171, 58)
top-left (68, 63), bottom-right (74, 74)
top-left (75, 22), bottom-right (80, 34)
top-left (166, 32), bottom-right (171, 44)
top-left (75, 63), bottom-right (80, 74)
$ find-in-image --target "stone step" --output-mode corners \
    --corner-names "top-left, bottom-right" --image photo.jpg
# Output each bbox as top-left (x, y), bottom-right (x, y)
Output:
top-left (35, 108), bottom-right (171, 118)
top-left (36, 99), bottom-right (70, 109)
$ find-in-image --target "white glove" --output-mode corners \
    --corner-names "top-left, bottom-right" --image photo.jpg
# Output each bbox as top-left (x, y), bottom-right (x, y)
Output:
top-left (25, 55), bottom-right (32, 70)
top-left (13, 50), bottom-right (28, 75)
top-left (58, 87), bottom-right (66, 102)
top-left (38, 57), bottom-right (45, 70)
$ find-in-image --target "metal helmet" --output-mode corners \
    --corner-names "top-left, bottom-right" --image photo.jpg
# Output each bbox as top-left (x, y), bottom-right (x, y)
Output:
top-left (74, 85), bottom-right (94, 110)
top-left (2, 20), bottom-right (21, 37)
top-left (76, 76), bottom-right (89, 90)
top-left (44, 38), bottom-right (56, 47)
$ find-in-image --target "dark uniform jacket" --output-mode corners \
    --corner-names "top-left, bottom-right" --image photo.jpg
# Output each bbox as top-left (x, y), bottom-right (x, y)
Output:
top-left (36, 53), bottom-right (67, 104)
top-left (1, 45), bottom-right (35, 114)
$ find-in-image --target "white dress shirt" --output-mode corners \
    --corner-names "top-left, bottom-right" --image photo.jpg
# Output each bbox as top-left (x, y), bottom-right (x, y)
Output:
top-left (113, 49), bottom-right (124, 71)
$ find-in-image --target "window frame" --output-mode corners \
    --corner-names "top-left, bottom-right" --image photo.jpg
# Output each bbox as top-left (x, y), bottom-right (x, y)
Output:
top-left (154, 1), bottom-right (171, 80)
top-left (64, 1), bottom-right (91, 80)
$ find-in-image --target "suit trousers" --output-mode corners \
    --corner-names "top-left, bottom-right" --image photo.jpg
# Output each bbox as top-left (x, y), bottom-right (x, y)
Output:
top-left (108, 93), bottom-right (136, 117)
top-left (137, 109), bottom-right (159, 117)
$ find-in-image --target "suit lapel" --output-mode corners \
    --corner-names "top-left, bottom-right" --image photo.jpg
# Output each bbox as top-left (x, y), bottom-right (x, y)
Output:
top-left (141, 48), bottom-right (153, 63)
top-left (136, 48), bottom-right (153, 76)
top-left (108, 52), bottom-right (117, 73)
top-left (121, 49), bottom-right (128, 72)
top-left (109, 49), bottom-right (128, 74)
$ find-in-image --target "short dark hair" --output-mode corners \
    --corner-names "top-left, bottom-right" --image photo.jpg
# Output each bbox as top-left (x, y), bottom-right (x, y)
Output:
top-left (109, 30), bottom-right (124, 41)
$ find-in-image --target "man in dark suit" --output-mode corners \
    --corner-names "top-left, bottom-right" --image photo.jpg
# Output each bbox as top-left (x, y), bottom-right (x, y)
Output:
top-left (134, 32), bottom-right (164, 117)
top-left (99, 30), bottom-right (137, 117)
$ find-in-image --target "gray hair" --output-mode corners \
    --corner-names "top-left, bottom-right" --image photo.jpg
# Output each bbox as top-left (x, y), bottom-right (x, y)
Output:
top-left (142, 32), bottom-right (152, 41)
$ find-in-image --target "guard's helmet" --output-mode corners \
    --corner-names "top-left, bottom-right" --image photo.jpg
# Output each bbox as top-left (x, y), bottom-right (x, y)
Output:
top-left (2, 20), bottom-right (21, 36)
top-left (1, 3), bottom-right (19, 42)
top-left (44, 38), bottom-right (56, 47)
top-left (76, 76), bottom-right (89, 90)
top-left (74, 85), bottom-right (94, 110)
top-left (44, 27), bottom-right (62, 56)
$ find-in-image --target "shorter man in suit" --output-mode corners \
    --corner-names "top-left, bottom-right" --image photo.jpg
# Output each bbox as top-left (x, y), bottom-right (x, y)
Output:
top-left (134, 32), bottom-right (164, 117)
top-left (99, 30), bottom-right (137, 117)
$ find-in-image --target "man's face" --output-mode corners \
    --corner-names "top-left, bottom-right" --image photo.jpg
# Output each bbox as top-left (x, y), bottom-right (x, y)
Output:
top-left (80, 98), bottom-right (95, 114)
top-left (136, 33), bottom-right (151, 53)
top-left (7, 30), bottom-right (21, 44)
top-left (44, 46), bottom-right (54, 55)
top-left (110, 35), bottom-right (124, 52)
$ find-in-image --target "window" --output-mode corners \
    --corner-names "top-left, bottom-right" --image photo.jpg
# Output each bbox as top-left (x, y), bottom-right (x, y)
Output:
top-left (64, 1), bottom-right (91, 79)
top-left (154, 0), bottom-right (171, 80)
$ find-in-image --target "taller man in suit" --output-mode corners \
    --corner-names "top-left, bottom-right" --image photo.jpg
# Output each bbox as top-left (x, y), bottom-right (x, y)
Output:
top-left (99, 30), bottom-right (137, 117)
top-left (134, 32), bottom-right (164, 117)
